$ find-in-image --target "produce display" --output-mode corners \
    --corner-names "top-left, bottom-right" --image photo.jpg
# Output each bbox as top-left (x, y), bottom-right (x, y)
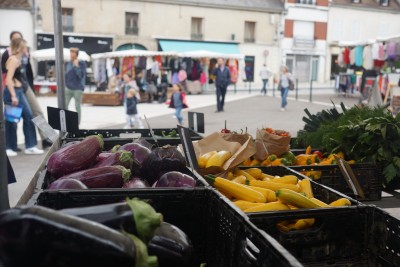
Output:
top-left (298, 103), bottom-right (400, 186)
top-left (0, 198), bottom-right (193, 267)
top-left (204, 167), bottom-right (352, 231)
top-left (197, 150), bottom-right (232, 169)
top-left (46, 135), bottom-right (197, 189)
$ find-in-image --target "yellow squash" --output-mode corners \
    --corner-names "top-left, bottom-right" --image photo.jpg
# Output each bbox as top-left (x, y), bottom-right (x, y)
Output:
top-left (243, 168), bottom-right (263, 179)
top-left (244, 202), bottom-right (290, 212)
top-left (248, 186), bottom-right (277, 202)
top-left (329, 198), bottom-right (351, 207)
top-left (272, 175), bottom-right (298, 185)
top-left (310, 197), bottom-right (329, 207)
top-left (197, 150), bottom-right (217, 168)
top-left (299, 178), bottom-right (314, 198)
top-left (234, 169), bottom-right (256, 181)
top-left (206, 151), bottom-right (231, 168)
top-left (276, 188), bottom-right (322, 209)
top-left (231, 175), bottom-right (247, 184)
top-left (247, 180), bottom-right (301, 192)
top-left (233, 200), bottom-right (264, 211)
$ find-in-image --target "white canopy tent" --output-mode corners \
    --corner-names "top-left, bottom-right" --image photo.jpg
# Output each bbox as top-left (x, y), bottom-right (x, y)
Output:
top-left (91, 49), bottom-right (177, 60)
top-left (31, 48), bottom-right (91, 62)
top-left (178, 50), bottom-right (244, 60)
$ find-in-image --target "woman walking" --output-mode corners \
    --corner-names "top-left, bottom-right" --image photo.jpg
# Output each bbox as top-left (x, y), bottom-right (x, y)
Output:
top-left (275, 65), bottom-right (293, 111)
top-left (3, 38), bottom-right (43, 156)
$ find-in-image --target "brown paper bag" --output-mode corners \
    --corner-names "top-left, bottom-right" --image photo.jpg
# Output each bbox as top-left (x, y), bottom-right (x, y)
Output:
top-left (193, 132), bottom-right (256, 175)
top-left (254, 129), bottom-right (290, 161)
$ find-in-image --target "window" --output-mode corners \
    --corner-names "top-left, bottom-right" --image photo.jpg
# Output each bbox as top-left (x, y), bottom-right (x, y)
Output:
top-left (126, 12), bottom-right (139, 35)
top-left (244, 21), bottom-right (256, 43)
top-left (296, 0), bottom-right (316, 4)
top-left (62, 8), bottom-right (73, 32)
top-left (293, 21), bottom-right (315, 47)
top-left (191, 17), bottom-right (203, 40)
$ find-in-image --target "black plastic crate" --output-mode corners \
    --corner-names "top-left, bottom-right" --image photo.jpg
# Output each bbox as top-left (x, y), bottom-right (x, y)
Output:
top-left (289, 163), bottom-right (383, 201)
top-left (32, 188), bottom-right (303, 267)
top-left (248, 206), bottom-right (400, 267)
top-left (65, 128), bottom-right (202, 148)
top-left (239, 166), bottom-right (360, 206)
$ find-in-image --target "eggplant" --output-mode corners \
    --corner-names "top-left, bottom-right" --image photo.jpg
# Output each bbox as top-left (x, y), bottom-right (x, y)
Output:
top-left (61, 202), bottom-right (193, 267)
top-left (123, 178), bottom-right (149, 188)
top-left (47, 135), bottom-right (104, 178)
top-left (132, 138), bottom-right (154, 150)
top-left (118, 143), bottom-right (151, 174)
top-left (154, 171), bottom-right (196, 188)
top-left (93, 150), bottom-right (133, 169)
top-left (47, 178), bottom-right (88, 190)
top-left (52, 165), bottom-right (131, 189)
top-left (96, 152), bottom-right (113, 162)
top-left (0, 205), bottom-right (136, 267)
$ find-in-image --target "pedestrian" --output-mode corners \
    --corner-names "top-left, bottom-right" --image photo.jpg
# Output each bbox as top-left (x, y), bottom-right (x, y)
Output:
top-left (157, 69), bottom-right (169, 103)
top-left (125, 88), bottom-right (144, 129)
top-left (121, 73), bottom-right (138, 104)
top-left (275, 65), bottom-right (293, 111)
top-left (169, 84), bottom-right (188, 125)
top-left (212, 58), bottom-right (231, 112)
top-left (65, 47), bottom-right (86, 124)
top-left (3, 38), bottom-right (44, 156)
top-left (259, 64), bottom-right (272, 96)
top-left (1, 31), bottom-right (52, 149)
top-left (150, 56), bottom-right (159, 86)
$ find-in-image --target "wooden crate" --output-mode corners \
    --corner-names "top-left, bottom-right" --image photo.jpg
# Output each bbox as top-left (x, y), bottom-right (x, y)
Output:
top-left (82, 92), bottom-right (122, 106)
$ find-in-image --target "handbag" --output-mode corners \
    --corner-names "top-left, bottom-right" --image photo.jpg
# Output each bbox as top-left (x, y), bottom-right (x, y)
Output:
top-left (289, 79), bottom-right (295, 91)
top-left (5, 104), bottom-right (23, 123)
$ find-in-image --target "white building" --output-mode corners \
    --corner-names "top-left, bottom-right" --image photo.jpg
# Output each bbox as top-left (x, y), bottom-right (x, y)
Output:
top-left (36, 0), bottom-right (284, 88)
top-left (281, 0), bottom-right (329, 83)
top-left (327, 0), bottom-right (400, 79)
top-left (0, 0), bottom-right (34, 49)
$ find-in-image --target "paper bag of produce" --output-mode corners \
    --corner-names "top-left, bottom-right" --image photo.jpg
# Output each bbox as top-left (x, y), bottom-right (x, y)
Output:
top-left (193, 132), bottom-right (256, 175)
top-left (254, 128), bottom-right (290, 161)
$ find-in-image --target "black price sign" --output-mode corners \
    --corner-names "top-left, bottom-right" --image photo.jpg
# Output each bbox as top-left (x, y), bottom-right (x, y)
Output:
top-left (188, 112), bottom-right (204, 133)
top-left (177, 125), bottom-right (199, 172)
top-left (47, 106), bottom-right (79, 134)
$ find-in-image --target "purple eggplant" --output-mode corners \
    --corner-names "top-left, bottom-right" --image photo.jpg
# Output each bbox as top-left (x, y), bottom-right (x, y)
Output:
top-left (47, 135), bottom-right (104, 178)
top-left (132, 138), bottom-right (153, 150)
top-left (118, 143), bottom-right (151, 174)
top-left (122, 178), bottom-right (149, 188)
top-left (153, 171), bottom-right (196, 188)
top-left (93, 150), bottom-right (133, 169)
top-left (47, 178), bottom-right (88, 190)
top-left (96, 152), bottom-right (113, 163)
top-left (53, 166), bottom-right (131, 189)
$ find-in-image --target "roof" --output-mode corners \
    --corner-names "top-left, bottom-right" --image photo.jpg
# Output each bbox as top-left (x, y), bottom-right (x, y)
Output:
top-left (0, 0), bottom-right (31, 9)
top-left (331, 0), bottom-right (400, 13)
top-left (142, 0), bottom-right (284, 13)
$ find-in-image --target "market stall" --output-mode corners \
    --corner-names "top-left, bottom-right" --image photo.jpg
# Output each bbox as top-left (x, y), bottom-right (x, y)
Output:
top-left (31, 48), bottom-right (91, 94)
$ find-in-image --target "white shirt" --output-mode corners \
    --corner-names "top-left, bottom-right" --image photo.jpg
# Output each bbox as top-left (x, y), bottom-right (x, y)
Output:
top-left (259, 67), bottom-right (272, 79)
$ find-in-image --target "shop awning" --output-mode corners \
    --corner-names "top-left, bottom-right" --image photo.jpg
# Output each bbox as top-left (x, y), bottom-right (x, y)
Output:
top-left (31, 48), bottom-right (91, 62)
top-left (91, 49), bottom-right (176, 60)
top-left (159, 40), bottom-right (241, 57)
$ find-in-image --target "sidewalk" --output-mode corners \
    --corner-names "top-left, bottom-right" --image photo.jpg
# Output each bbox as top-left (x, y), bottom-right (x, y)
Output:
top-left (9, 88), bottom-right (399, 219)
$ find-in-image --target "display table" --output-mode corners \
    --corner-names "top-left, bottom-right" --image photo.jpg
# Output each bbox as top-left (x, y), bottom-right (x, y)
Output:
top-left (33, 81), bottom-right (57, 94)
top-left (82, 92), bottom-right (122, 106)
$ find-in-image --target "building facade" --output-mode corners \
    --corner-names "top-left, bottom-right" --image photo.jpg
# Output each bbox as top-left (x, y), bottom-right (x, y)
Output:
top-left (36, 0), bottom-right (284, 87)
top-left (327, 0), bottom-right (400, 79)
top-left (281, 0), bottom-right (329, 83)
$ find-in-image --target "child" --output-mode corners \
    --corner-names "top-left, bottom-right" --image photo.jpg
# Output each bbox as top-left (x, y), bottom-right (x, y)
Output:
top-left (169, 84), bottom-right (188, 125)
top-left (125, 88), bottom-right (144, 129)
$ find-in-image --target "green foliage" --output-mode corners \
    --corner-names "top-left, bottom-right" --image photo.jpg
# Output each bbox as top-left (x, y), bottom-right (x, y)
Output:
top-left (299, 104), bottom-right (400, 185)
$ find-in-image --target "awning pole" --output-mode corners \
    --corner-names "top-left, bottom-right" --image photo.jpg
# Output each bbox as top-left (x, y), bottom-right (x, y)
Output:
top-left (0, 60), bottom-right (10, 211)
top-left (52, 0), bottom-right (66, 109)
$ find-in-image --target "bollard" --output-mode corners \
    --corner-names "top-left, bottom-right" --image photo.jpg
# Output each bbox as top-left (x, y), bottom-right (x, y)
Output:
top-left (249, 82), bottom-right (252, 94)
top-left (273, 82), bottom-right (275, 97)
top-left (295, 78), bottom-right (298, 100)
top-left (234, 83), bottom-right (237, 94)
top-left (309, 80), bottom-right (313, 102)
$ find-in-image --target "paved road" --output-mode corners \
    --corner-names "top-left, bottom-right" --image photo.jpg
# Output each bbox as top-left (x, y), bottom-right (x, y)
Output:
top-left (7, 88), bottom-right (400, 220)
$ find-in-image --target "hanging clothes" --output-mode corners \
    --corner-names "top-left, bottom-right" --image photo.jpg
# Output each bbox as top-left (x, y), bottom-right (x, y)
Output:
top-left (171, 72), bottom-right (179, 84)
top-left (387, 41), bottom-right (397, 60)
top-left (228, 59), bottom-right (238, 84)
top-left (338, 50), bottom-right (345, 67)
top-left (374, 60), bottom-right (385, 68)
top-left (363, 45), bottom-right (373, 70)
top-left (349, 48), bottom-right (356, 65)
top-left (121, 57), bottom-right (135, 75)
top-left (343, 48), bottom-right (350, 65)
top-left (355, 46), bottom-right (363, 67)
top-left (378, 43), bottom-right (386, 61)
top-left (372, 43), bottom-right (380, 60)
top-left (137, 56), bottom-right (147, 70)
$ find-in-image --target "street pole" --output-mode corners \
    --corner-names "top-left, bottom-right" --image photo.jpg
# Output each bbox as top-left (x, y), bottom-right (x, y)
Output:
top-left (272, 80), bottom-right (275, 97)
top-left (52, 0), bottom-right (66, 109)
top-left (295, 78), bottom-right (298, 100)
top-left (0, 63), bottom-right (10, 211)
top-left (309, 79), bottom-right (313, 103)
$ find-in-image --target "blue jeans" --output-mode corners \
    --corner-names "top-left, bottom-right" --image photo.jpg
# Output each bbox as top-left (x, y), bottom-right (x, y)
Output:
top-left (281, 87), bottom-right (289, 108)
top-left (175, 106), bottom-right (183, 124)
top-left (4, 87), bottom-right (37, 150)
top-left (216, 86), bottom-right (227, 112)
top-left (261, 79), bottom-right (268, 95)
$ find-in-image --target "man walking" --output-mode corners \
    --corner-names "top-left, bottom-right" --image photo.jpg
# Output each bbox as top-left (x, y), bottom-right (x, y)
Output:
top-left (259, 64), bottom-right (272, 96)
top-left (212, 58), bottom-right (231, 112)
top-left (65, 47), bottom-right (86, 124)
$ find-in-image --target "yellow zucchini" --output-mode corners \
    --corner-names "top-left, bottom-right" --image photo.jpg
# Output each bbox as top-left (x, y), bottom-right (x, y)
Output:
top-left (271, 175), bottom-right (298, 185)
top-left (243, 168), bottom-right (263, 179)
top-left (247, 180), bottom-right (301, 192)
top-left (231, 175), bottom-right (247, 184)
top-left (329, 198), bottom-right (351, 207)
top-left (233, 200), bottom-right (264, 211)
top-left (310, 197), bottom-right (329, 207)
top-left (244, 202), bottom-right (290, 212)
top-left (299, 178), bottom-right (314, 198)
top-left (210, 177), bottom-right (266, 203)
top-left (276, 188), bottom-right (322, 209)
top-left (234, 169), bottom-right (256, 181)
top-left (248, 186), bottom-right (277, 202)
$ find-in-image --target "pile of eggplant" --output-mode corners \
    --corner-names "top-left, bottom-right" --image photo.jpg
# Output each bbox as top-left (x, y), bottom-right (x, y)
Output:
top-left (46, 135), bottom-right (197, 190)
top-left (0, 198), bottom-right (194, 267)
